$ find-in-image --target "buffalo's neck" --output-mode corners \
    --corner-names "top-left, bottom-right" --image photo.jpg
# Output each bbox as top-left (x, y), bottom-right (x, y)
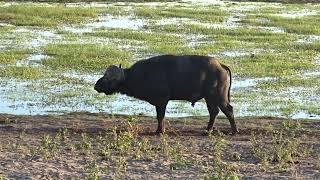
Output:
top-left (118, 69), bottom-right (133, 96)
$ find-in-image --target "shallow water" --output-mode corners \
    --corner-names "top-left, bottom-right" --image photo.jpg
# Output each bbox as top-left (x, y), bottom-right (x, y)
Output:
top-left (292, 111), bottom-right (320, 120)
top-left (296, 35), bottom-right (320, 44)
top-left (16, 54), bottom-right (48, 67)
top-left (0, 1), bottom-right (319, 120)
top-left (1, 76), bottom-right (317, 119)
top-left (64, 15), bottom-right (145, 33)
top-left (220, 50), bottom-right (250, 58)
top-left (277, 10), bottom-right (318, 18)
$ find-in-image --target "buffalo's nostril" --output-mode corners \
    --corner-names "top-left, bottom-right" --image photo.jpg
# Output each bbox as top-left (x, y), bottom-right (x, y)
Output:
top-left (94, 85), bottom-right (104, 93)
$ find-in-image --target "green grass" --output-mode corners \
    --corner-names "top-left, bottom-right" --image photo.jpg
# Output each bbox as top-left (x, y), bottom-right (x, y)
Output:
top-left (86, 28), bottom-right (183, 43)
top-left (0, 4), bottom-right (99, 27)
top-left (144, 42), bottom-right (191, 55)
top-left (0, 25), bottom-right (15, 32)
top-left (207, 29), bottom-right (298, 50)
top-left (250, 128), bottom-right (305, 171)
top-left (147, 23), bottom-right (217, 35)
top-left (293, 39), bottom-right (320, 51)
top-left (86, 28), bottom-right (191, 55)
top-left (257, 76), bottom-right (320, 90)
top-left (148, 23), bottom-right (297, 49)
top-left (86, 25), bottom-right (316, 75)
top-left (0, 66), bottom-right (49, 80)
top-left (303, 104), bottom-right (320, 116)
top-left (224, 50), bottom-right (316, 78)
top-left (99, 5), bottom-right (131, 16)
top-left (42, 44), bottom-right (133, 72)
top-left (242, 14), bottom-right (320, 34)
top-left (134, 6), bottom-right (228, 22)
top-left (0, 49), bottom-right (31, 65)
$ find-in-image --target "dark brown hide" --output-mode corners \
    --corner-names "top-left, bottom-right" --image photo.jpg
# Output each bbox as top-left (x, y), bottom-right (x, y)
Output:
top-left (94, 55), bottom-right (238, 135)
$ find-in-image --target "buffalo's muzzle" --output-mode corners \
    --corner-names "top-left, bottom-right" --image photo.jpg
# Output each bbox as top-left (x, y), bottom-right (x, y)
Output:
top-left (94, 85), bottom-right (103, 93)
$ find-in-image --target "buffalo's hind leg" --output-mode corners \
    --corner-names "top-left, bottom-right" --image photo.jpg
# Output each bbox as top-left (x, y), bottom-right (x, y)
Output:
top-left (204, 98), bottom-right (220, 132)
top-left (155, 103), bottom-right (167, 135)
top-left (219, 102), bottom-right (239, 135)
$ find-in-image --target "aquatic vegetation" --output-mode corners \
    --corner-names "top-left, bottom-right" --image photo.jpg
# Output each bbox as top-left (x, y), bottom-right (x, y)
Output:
top-left (0, 49), bottom-right (31, 65)
top-left (0, 66), bottom-right (49, 80)
top-left (242, 14), bottom-right (320, 34)
top-left (0, 0), bottom-right (319, 118)
top-left (42, 44), bottom-right (133, 72)
top-left (0, 4), bottom-right (99, 27)
top-left (134, 6), bottom-right (228, 22)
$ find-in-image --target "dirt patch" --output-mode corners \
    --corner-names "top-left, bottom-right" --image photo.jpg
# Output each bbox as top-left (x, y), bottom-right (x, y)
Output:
top-left (0, 113), bottom-right (319, 179)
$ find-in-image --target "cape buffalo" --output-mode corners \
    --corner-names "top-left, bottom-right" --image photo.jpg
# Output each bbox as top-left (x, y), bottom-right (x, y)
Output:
top-left (94, 55), bottom-right (239, 135)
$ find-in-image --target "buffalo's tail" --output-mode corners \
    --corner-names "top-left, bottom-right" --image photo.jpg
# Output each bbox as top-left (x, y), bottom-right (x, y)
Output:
top-left (221, 64), bottom-right (232, 103)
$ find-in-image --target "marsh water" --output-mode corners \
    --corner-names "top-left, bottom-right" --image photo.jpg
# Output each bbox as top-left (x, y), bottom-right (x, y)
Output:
top-left (0, 0), bottom-right (319, 119)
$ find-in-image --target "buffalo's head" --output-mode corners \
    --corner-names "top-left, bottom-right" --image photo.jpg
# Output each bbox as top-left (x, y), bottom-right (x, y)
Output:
top-left (94, 65), bottom-right (124, 95)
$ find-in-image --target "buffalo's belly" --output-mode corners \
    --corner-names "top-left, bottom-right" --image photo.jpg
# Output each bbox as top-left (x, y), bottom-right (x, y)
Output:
top-left (170, 91), bottom-right (203, 103)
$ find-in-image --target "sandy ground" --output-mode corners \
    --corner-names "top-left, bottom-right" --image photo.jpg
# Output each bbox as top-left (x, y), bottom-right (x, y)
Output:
top-left (0, 112), bottom-right (319, 179)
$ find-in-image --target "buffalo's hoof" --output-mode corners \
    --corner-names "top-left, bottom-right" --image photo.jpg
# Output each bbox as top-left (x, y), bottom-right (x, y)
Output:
top-left (202, 130), bottom-right (210, 136)
top-left (206, 126), bottom-right (218, 132)
top-left (230, 128), bottom-right (239, 135)
top-left (155, 129), bottom-right (164, 136)
top-left (203, 129), bottom-right (219, 136)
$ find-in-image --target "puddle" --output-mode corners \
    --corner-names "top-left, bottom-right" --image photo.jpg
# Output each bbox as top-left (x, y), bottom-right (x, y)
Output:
top-left (61, 72), bottom-right (101, 83)
top-left (226, 15), bottom-right (242, 26)
top-left (292, 111), bottom-right (320, 120)
top-left (219, 49), bottom-right (264, 58)
top-left (88, 15), bottom-right (145, 30)
top-left (315, 56), bottom-right (320, 65)
top-left (302, 55), bottom-right (320, 76)
top-left (232, 77), bottom-right (275, 89)
top-left (16, 54), bottom-right (49, 67)
top-left (14, 28), bottom-right (59, 46)
top-left (300, 56), bottom-right (320, 76)
top-left (189, 21), bottom-right (237, 29)
top-left (186, 34), bottom-right (208, 47)
top-left (296, 35), bottom-right (320, 44)
top-left (277, 10), bottom-right (318, 18)
top-left (258, 26), bottom-right (285, 33)
top-left (303, 72), bottom-right (320, 76)
top-left (220, 50), bottom-right (250, 58)
top-left (155, 18), bottom-right (190, 26)
top-left (225, 4), bottom-right (259, 12)
top-left (186, 14), bottom-right (241, 30)
top-left (64, 15), bottom-right (145, 33)
top-left (182, 0), bottom-right (225, 6)
top-left (1, 28), bottom-right (60, 67)
top-left (66, 2), bottom-right (132, 8)
top-left (0, 22), bottom-right (14, 27)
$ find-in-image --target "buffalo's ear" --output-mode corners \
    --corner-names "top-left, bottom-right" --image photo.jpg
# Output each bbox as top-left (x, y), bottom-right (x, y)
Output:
top-left (119, 64), bottom-right (122, 69)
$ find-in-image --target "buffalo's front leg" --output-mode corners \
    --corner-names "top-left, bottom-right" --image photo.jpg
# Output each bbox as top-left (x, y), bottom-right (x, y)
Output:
top-left (155, 103), bottom-right (167, 135)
